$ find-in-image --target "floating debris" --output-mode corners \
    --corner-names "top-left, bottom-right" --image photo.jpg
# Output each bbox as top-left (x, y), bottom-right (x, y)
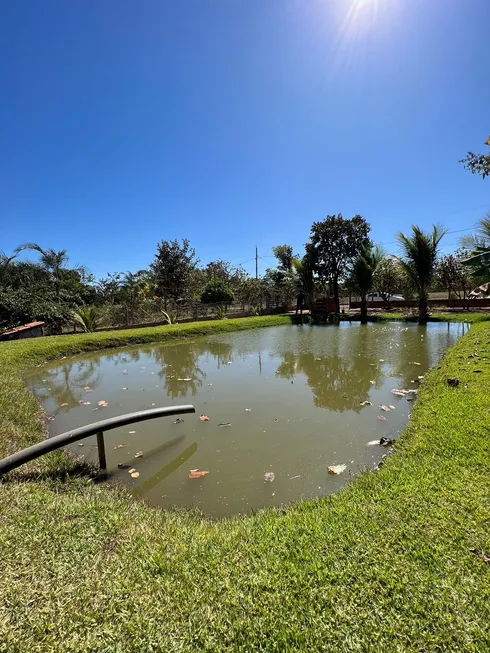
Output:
top-left (377, 415), bottom-right (388, 421)
top-left (360, 401), bottom-right (372, 406)
top-left (245, 408), bottom-right (252, 412)
top-left (389, 405), bottom-right (396, 410)
top-left (378, 405), bottom-right (391, 412)
top-left (83, 386), bottom-right (91, 391)
top-left (134, 451), bottom-right (143, 458)
top-left (122, 370), bottom-right (128, 375)
top-left (289, 475), bottom-right (301, 480)
top-left (199, 415), bottom-right (210, 421)
top-left (219, 422), bottom-right (231, 427)
top-left (380, 437), bottom-right (396, 447)
top-left (379, 359), bottom-right (385, 362)
top-left (328, 464), bottom-right (347, 475)
top-left (264, 472), bottom-right (275, 482)
top-left (173, 418), bottom-right (184, 424)
top-left (177, 377), bottom-right (192, 382)
top-left (78, 443), bottom-right (84, 447)
top-left (391, 389), bottom-right (406, 397)
top-left (367, 440), bottom-right (380, 446)
top-left (60, 403), bottom-right (68, 407)
top-left (118, 464), bottom-right (130, 470)
top-left (128, 430), bottom-right (136, 434)
top-left (130, 471), bottom-right (140, 479)
top-left (114, 444), bottom-right (126, 450)
top-left (370, 380), bottom-right (376, 385)
top-left (189, 470), bottom-right (209, 479)
top-left (122, 387), bottom-right (128, 391)
top-left (98, 400), bottom-right (108, 407)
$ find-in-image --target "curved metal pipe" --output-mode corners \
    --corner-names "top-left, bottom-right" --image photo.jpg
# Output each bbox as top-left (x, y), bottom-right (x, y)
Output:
top-left (0, 405), bottom-right (195, 476)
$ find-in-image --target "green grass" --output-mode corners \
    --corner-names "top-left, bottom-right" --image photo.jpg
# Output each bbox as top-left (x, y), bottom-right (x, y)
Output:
top-left (375, 312), bottom-right (490, 324)
top-left (1, 316), bottom-right (490, 651)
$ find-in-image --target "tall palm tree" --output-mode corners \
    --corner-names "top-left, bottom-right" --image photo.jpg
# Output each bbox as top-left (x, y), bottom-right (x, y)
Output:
top-left (396, 225), bottom-right (447, 324)
top-left (292, 255), bottom-right (316, 312)
top-left (351, 245), bottom-right (384, 324)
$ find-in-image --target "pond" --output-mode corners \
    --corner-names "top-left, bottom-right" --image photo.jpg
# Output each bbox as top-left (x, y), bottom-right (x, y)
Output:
top-left (26, 322), bottom-right (467, 517)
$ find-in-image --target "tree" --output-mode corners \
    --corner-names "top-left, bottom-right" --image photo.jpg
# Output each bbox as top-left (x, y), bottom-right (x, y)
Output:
top-left (201, 280), bottom-right (235, 304)
top-left (291, 254), bottom-right (316, 311)
top-left (460, 214), bottom-right (490, 280)
top-left (350, 245), bottom-right (384, 323)
top-left (373, 258), bottom-right (404, 301)
top-left (435, 250), bottom-right (473, 303)
top-left (460, 136), bottom-right (490, 179)
top-left (96, 273), bottom-right (122, 305)
top-left (16, 243), bottom-right (69, 301)
top-left (72, 306), bottom-right (103, 333)
top-left (395, 225), bottom-right (447, 324)
top-left (307, 214), bottom-right (371, 313)
top-left (150, 239), bottom-right (198, 309)
top-left (272, 245), bottom-right (295, 273)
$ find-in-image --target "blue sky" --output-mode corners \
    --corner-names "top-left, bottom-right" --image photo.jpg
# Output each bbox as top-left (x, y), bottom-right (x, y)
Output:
top-left (1, 0), bottom-right (489, 279)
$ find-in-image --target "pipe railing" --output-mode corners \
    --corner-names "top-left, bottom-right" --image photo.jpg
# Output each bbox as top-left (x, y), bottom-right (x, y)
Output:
top-left (0, 405), bottom-right (195, 476)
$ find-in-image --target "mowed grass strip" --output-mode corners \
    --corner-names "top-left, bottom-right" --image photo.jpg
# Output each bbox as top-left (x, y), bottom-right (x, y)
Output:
top-left (1, 317), bottom-right (490, 652)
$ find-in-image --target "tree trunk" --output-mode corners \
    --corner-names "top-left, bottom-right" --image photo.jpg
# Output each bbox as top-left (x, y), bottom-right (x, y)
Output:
top-left (360, 295), bottom-right (368, 324)
top-left (333, 277), bottom-right (340, 314)
top-left (418, 295), bottom-right (428, 325)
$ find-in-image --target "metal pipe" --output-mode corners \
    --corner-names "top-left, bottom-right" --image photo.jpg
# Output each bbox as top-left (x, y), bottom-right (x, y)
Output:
top-left (96, 431), bottom-right (106, 470)
top-left (0, 405), bottom-right (195, 476)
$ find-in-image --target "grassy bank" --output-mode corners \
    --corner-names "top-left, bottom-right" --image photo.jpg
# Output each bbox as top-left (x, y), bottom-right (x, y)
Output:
top-left (373, 312), bottom-right (490, 323)
top-left (1, 318), bottom-right (490, 651)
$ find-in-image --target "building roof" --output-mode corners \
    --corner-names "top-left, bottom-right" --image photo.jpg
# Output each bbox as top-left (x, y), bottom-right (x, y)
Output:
top-left (1, 321), bottom-right (45, 336)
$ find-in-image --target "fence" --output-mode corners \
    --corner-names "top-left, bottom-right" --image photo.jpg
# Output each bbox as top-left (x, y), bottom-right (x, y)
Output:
top-left (349, 298), bottom-right (490, 310)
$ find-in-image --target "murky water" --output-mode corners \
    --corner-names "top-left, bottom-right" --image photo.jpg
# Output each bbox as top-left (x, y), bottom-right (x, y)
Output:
top-left (26, 322), bottom-right (467, 517)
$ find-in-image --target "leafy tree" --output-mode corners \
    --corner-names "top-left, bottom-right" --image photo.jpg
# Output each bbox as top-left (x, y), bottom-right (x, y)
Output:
top-left (373, 258), bottom-right (404, 301)
top-left (395, 225), bottom-right (447, 324)
top-left (350, 245), bottom-right (384, 323)
top-left (434, 250), bottom-right (473, 302)
top-left (96, 273), bottom-right (122, 305)
top-left (0, 288), bottom-right (72, 332)
top-left (150, 238), bottom-right (198, 309)
top-left (460, 136), bottom-right (490, 179)
top-left (15, 243), bottom-right (92, 305)
top-left (272, 245), bottom-right (295, 273)
top-left (201, 279), bottom-right (234, 304)
top-left (118, 270), bottom-right (154, 324)
top-left (307, 214), bottom-right (371, 313)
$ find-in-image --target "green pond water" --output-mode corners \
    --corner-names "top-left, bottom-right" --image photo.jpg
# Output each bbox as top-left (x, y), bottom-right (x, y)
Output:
top-left (26, 322), bottom-right (467, 517)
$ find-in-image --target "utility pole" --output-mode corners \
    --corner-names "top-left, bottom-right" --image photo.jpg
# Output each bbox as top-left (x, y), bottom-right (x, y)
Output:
top-left (255, 246), bottom-right (258, 279)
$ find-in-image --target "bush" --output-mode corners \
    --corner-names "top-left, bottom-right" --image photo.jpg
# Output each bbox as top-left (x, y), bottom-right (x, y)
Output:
top-left (201, 280), bottom-right (234, 304)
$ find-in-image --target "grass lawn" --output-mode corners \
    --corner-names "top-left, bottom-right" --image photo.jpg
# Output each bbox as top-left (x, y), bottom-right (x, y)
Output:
top-left (1, 315), bottom-right (490, 651)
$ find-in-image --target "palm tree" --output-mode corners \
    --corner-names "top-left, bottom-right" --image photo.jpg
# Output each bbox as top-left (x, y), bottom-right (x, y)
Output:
top-left (460, 214), bottom-right (490, 279)
top-left (292, 255), bottom-right (316, 312)
top-left (396, 225), bottom-right (447, 324)
top-left (351, 245), bottom-right (384, 324)
top-left (72, 306), bottom-right (102, 333)
top-left (16, 243), bottom-right (69, 300)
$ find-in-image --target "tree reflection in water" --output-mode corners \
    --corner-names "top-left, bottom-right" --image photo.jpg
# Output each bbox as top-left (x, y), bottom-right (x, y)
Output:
top-left (150, 340), bottom-right (233, 399)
